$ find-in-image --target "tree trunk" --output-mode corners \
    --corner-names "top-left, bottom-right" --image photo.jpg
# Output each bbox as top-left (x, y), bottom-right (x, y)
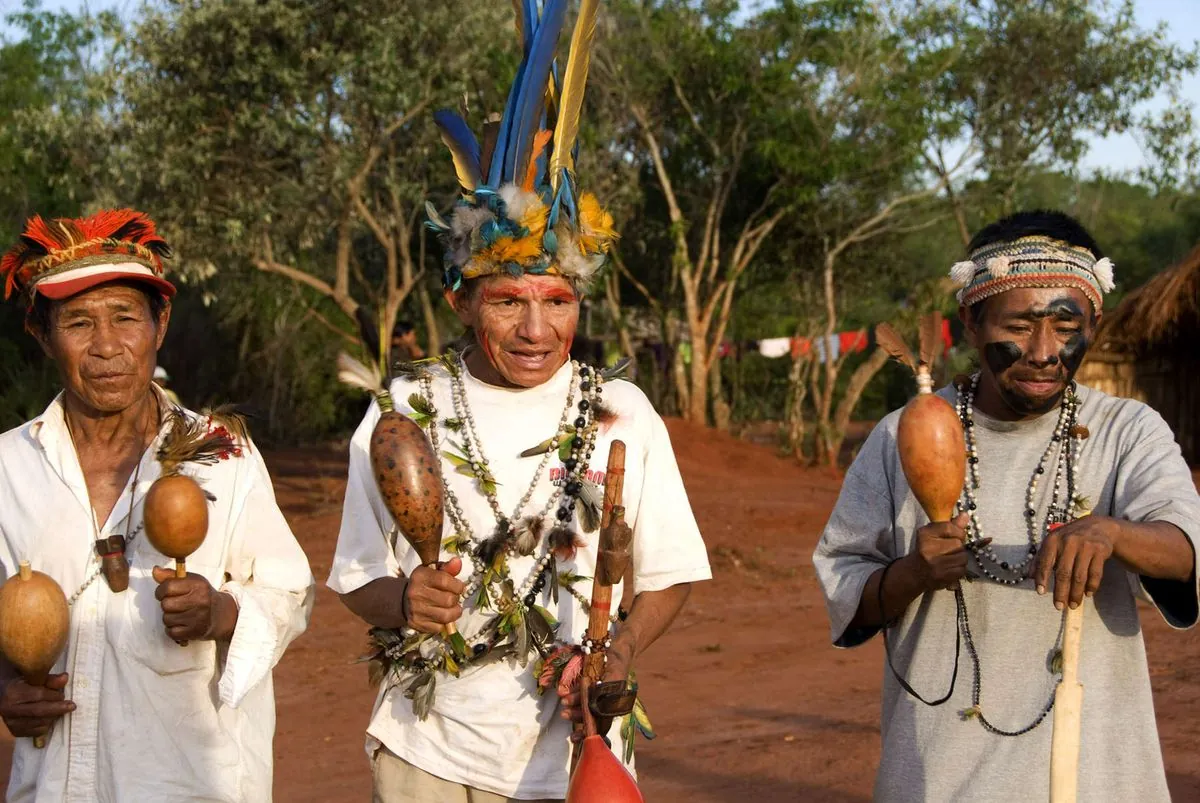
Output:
top-left (786, 348), bottom-right (812, 461)
top-left (603, 271), bottom-right (638, 377)
top-left (671, 320), bottom-right (690, 421)
top-left (710, 353), bottom-right (731, 432)
top-left (417, 284), bottom-right (440, 356)
top-left (824, 346), bottom-right (890, 467)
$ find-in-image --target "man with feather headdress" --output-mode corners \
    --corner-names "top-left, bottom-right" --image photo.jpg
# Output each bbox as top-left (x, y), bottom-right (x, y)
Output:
top-left (813, 210), bottom-right (1199, 802)
top-left (327, 2), bottom-right (710, 800)
top-left (0, 210), bottom-right (315, 802)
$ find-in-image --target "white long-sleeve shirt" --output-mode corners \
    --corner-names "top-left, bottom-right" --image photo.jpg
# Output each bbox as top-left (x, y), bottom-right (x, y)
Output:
top-left (0, 391), bottom-right (314, 803)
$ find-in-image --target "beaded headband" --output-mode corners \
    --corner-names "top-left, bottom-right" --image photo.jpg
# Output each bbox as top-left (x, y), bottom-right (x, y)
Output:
top-left (424, 0), bottom-right (616, 294)
top-left (948, 235), bottom-right (1114, 310)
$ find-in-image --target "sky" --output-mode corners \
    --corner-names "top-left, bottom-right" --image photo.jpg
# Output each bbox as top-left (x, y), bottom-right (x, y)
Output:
top-left (3, 0), bottom-right (1198, 176)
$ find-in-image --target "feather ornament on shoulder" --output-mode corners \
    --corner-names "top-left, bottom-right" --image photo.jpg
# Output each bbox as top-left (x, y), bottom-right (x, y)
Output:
top-left (156, 408), bottom-right (242, 476)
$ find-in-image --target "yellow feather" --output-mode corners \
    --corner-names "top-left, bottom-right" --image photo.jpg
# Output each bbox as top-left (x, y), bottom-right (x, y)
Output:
top-left (549, 0), bottom-right (600, 191)
top-left (477, 235), bottom-right (544, 268)
top-left (578, 193), bottom-right (617, 254)
top-left (518, 199), bottom-right (549, 240)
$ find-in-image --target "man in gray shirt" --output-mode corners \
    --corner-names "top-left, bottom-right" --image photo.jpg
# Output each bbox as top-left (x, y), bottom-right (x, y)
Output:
top-left (814, 210), bottom-right (1199, 802)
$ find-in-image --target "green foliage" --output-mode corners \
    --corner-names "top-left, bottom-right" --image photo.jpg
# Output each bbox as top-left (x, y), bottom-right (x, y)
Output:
top-left (1, 0), bottom-right (1199, 445)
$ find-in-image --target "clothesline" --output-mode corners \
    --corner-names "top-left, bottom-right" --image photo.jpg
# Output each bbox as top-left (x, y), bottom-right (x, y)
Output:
top-left (742, 319), bottom-right (955, 361)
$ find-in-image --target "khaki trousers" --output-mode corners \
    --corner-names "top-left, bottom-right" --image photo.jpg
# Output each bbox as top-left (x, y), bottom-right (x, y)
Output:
top-left (371, 746), bottom-right (562, 803)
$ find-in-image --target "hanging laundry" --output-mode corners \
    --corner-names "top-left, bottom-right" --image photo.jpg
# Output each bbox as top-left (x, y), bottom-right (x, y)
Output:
top-left (814, 334), bottom-right (840, 364)
top-left (839, 329), bottom-right (868, 354)
top-left (758, 337), bottom-right (792, 359)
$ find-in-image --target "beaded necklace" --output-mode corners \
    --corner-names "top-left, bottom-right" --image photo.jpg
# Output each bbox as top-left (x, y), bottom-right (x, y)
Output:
top-left (883, 373), bottom-right (1089, 737)
top-left (958, 373), bottom-right (1080, 585)
top-left (368, 352), bottom-right (622, 714)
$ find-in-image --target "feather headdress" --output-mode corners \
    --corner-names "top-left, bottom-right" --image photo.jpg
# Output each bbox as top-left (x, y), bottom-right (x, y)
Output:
top-left (1, 209), bottom-right (176, 304)
top-left (425, 0), bottom-right (616, 293)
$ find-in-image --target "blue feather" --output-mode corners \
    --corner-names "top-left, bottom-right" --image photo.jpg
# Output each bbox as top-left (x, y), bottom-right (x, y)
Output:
top-left (522, 0), bottom-right (538, 54)
top-left (433, 110), bottom-right (482, 190)
top-left (505, 0), bottom-right (567, 185)
top-left (489, 76), bottom-right (525, 187)
top-left (489, 0), bottom-right (541, 187)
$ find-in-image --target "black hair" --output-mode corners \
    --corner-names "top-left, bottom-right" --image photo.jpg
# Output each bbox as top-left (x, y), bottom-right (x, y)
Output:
top-left (391, 320), bottom-right (415, 338)
top-left (966, 210), bottom-right (1104, 321)
top-left (28, 282), bottom-right (169, 335)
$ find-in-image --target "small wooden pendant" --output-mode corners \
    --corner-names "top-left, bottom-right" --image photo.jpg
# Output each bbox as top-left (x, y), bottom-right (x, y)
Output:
top-left (94, 536), bottom-right (129, 593)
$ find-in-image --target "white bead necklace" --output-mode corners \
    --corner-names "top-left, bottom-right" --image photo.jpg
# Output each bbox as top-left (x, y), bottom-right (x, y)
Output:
top-left (956, 373), bottom-right (1082, 585)
top-left (415, 354), bottom-right (612, 654)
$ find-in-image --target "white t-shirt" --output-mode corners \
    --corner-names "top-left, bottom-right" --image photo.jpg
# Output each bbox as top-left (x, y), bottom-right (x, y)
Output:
top-left (328, 358), bottom-right (711, 799)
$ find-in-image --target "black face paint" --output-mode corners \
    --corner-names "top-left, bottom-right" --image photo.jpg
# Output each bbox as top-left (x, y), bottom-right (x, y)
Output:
top-left (1038, 297), bottom-right (1085, 320)
top-left (1059, 332), bottom-right (1089, 376)
top-left (984, 341), bottom-right (1023, 374)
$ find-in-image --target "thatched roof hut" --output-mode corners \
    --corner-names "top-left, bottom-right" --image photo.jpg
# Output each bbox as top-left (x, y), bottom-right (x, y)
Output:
top-left (1077, 245), bottom-right (1200, 463)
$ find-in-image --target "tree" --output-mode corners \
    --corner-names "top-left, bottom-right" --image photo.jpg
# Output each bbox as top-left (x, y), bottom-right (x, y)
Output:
top-left (123, 0), bottom-right (511, 364)
top-left (759, 0), bottom-right (957, 465)
top-left (594, 0), bottom-right (799, 427)
top-left (0, 2), bottom-right (123, 430)
top-left (918, 0), bottom-right (1199, 246)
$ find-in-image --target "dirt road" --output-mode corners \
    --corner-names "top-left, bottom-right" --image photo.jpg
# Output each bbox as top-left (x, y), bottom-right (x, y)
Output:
top-left (2, 421), bottom-right (1197, 800)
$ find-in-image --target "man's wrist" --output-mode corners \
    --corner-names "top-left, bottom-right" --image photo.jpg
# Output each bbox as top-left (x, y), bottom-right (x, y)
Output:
top-left (207, 591), bottom-right (240, 642)
top-left (890, 554), bottom-right (931, 606)
top-left (397, 577), bottom-right (413, 629)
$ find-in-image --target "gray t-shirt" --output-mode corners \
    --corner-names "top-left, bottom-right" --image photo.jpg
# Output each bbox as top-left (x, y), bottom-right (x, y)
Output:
top-left (814, 384), bottom-right (1200, 803)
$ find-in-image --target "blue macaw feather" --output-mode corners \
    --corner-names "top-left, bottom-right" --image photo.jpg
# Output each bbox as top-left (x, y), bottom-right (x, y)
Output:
top-left (489, 72), bottom-right (526, 187)
top-left (506, 0), bottom-right (567, 185)
top-left (433, 110), bottom-right (482, 192)
top-left (522, 0), bottom-right (538, 52)
top-left (547, 176), bottom-right (568, 228)
top-left (559, 173), bottom-right (577, 223)
top-left (488, 0), bottom-right (542, 187)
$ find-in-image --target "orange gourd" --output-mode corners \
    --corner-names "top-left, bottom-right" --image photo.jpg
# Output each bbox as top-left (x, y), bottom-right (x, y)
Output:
top-left (143, 473), bottom-right (209, 578)
top-left (896, 367), bottom-right (966, 523)
top-left (0, 561), bottom-right (69, 748)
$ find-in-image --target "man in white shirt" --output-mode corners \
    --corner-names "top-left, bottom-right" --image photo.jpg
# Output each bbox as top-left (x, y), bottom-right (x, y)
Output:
top-left (0, 209), bottom-right (314, 802)
top-left (327, 7), bottom-right (711, 800)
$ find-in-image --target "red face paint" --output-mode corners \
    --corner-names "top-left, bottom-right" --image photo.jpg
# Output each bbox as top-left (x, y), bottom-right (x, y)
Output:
top-left (462, 275), bottom-right (580, 388)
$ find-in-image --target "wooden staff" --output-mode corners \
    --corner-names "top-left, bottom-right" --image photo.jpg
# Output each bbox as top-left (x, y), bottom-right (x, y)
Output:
top-left (1050, 604), bottom-right (1084, 802)
top-left (1049, 516), bottom-right (1087, 802)
top-left (0, 561), bottom-right (69, 748)
top-left (579, 441), bottom-right (626, 706)
top-left (565, 441), bottom-right (643, 803)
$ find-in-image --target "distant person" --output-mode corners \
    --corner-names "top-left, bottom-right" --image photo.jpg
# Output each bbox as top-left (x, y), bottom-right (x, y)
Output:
top-left (327, 11), bottom-right (711, 801)
top-left (814, 210), bottom-right (1200, 802)
top-left (389, 319), bottom-right (425, 364)
top-left (0, 209), bottom-right (314, 802)
top-left (354, 308), bottom-right (426, 367)
top-left (152, 364), bottom-right (182, 406)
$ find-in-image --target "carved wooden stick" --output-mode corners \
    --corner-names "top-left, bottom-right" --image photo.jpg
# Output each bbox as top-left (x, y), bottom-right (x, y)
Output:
top-left (572, 442), bottom-right (627, 755)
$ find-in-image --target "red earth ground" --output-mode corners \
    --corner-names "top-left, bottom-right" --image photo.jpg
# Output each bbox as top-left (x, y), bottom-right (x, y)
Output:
top-left (2, 421), bottom-right (1197, 800)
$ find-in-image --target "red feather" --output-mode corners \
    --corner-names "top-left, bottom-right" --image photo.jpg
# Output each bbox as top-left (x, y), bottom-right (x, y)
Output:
top-left (1, 209), bottom-right (171, 299)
